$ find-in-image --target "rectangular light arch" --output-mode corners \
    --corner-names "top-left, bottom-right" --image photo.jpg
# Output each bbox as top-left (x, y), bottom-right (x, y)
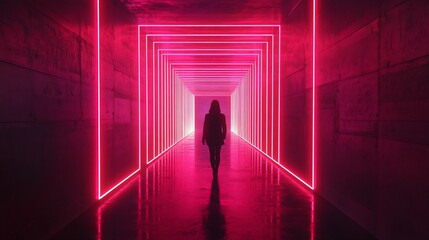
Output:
top-left (137, 23), bottom-right (316, 190)
top-left (96, 2), bottom-right (317, 199)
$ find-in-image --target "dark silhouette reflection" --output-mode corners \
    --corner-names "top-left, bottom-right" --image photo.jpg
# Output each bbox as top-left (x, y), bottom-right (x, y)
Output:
top-left (203, 177), bottom-right (226, 240)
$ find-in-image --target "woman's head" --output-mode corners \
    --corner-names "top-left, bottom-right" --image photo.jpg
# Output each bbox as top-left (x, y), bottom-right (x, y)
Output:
top-left (209, 100), bottom-right (221, 115)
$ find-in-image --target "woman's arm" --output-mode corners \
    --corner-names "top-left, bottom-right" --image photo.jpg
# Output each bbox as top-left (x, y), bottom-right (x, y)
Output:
top-left (221, 114), bottom-right (227, 140)
top-left (202, 114), bottom-right (207, 144)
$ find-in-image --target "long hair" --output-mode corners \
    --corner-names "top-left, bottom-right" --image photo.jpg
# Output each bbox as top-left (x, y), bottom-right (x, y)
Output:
top-left (209, 100), bottom-right (221, 115)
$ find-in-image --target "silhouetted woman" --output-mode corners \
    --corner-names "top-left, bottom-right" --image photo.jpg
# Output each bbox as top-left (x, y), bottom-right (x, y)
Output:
top-left (202, 100), bottom-right (227, 176)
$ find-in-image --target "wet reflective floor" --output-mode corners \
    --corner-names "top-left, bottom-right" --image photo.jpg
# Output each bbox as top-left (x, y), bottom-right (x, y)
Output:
top-left (52, 133), bottom-right (375, 240)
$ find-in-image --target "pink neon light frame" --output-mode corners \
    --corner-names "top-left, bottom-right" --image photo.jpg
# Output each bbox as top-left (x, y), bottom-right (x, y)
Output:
top-left (140, 24), bottom-right (316, 189)
top-left (154, 37), bottom-right (272, 158)
top-left (172, 63), bottom-right (255, 97)
top-left (143, 26), bottom-right (282, 171)
top-left (142, 25), bottom-right (314, 186)
top-left (96, 0), bottom-right (141, 200)
top-left (312, 0), bottom-right (316, 189)
top-left (144, 34), bottom-right (269, 164)
top-left (160, 49), bottom-right (261, 93)
top-left (95, 12), bottom-right (317, 199)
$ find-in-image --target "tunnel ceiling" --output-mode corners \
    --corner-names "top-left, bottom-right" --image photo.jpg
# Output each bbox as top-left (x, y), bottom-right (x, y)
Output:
top-left (121, 0), bottom-right (287, 23)
top-left (140, 25), bottom-right (280, 96)
top-left (127, 0), bottom-right (291, 96)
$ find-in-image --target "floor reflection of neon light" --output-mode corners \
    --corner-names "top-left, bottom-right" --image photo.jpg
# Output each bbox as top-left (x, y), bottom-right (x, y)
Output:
top-left (97, 175), bottom-right (140, 239)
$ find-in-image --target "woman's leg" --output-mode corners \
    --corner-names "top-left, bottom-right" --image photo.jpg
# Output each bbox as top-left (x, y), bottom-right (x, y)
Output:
top-left (208, 145), bottom-right (216, 172)
top-left (215, 145), bottom-right (221, 172)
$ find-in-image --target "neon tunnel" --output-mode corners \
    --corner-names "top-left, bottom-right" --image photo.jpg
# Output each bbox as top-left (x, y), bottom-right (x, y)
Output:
top-left (3, 0), bottom-right (428, 239)
top-left (97, 20), bottom-right (315, 199)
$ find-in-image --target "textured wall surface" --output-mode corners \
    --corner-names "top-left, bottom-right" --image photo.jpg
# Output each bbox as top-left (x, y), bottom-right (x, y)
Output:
top-left (281, 0), bottom-right (313, 185)
top-left (0, 0), bottom-right (137, 238)
top-left (314, 0), bottom-right (429, 238)
top-left (98, 0), bottom-right (139, 198)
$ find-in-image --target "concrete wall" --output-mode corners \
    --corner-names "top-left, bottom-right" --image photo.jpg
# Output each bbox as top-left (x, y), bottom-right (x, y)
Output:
top-left (281, 0), bottom-right (313, 185)
top-left (0, 0), bottom-right (137, 238)
top-left (311, 0), bottom-right (428, 238)
top-left (99, 0), bottom-right (139, 199)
